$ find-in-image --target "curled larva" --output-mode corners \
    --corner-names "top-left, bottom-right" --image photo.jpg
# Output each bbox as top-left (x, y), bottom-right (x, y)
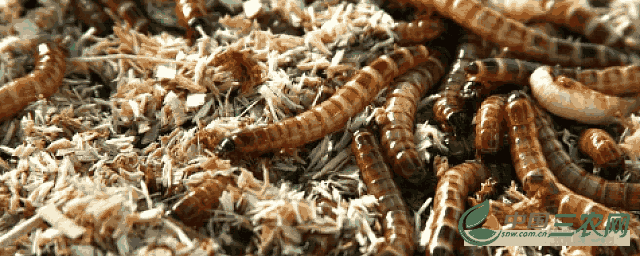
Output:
top-left (427, 158), bottom-right (490, 256)
top-left (425, 0), bottom-right (630, 67)
top-left (433, 33), bottom-right (492, 134)
top-left (475, 94), bottom-right (506, 156)
top-left (578, 128), bottom-right (625, 167)
top-left (376, 52), bottom-right (447, 184)
top-left (0, 41), bottom-right (67, 123)
top-left (533, 105), bottom-right (640, 211)
top-left (217, 45), bottom-right (437, 155)
top-left (530, 66), bottom-right (640, 125)
top-left (351, 128), bottom-right (416, 256)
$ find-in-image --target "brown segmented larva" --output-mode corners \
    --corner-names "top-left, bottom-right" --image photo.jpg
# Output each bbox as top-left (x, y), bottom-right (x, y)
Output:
top-left (0, 41), bottom-right (67, 123)
top-left (433, 33), bottom-right (492, 134)
top-left (466, 58), bottom-right (640, 96)
top-left (542, 0), bottom-right (637, 50)
top-left (533, 105), bottom-right (640, 211)
top-left (578, 128), bottom-right (625, 167)
top-left (530, 66), bottom-right (640, 125)
top-left (216, 45), bottom-right (436, 155)
top-left (475, 94), bottom-right (506, 156)
top-left (376, 51), bottom-right (448, 184)
top-left (565, 65), bottom-right (640, 96)
top-left (172, 171), bottom-right (236, 227)
top-left (416, 0), bottom-right (630, 67)
top-left (351, 129), bottom-right (415, 256)
top-left (554, 189), bottom-right (640, 256)
top-left (465, 58), bottom-right (542, 86)
top-left (427, 158), bottom-right (491, 256)
top-left (504, 91), bottom-right (558, 196)
top-left (394, 15), bottom-right (446, 46)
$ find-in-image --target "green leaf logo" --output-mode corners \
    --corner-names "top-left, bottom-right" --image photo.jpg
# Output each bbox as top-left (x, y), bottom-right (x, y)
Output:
top-left (458, 200), bottom-right (501, 246)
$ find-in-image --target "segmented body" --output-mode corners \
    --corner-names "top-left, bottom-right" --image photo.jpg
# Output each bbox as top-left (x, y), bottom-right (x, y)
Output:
top-left (433, 33), bottom-right (492, 133)
top-left (172, 172), bottom-right (236, 227)
top-left (394, 15), bottom-right (446, 45)
top-left (218, 45), bottom-right (437, 154)
top-left (377, 54), bottom-right (447, 184)
top-left (351, 129), bottom-right (415, 256)
top-left (578, 128), bottom-right (625, 167)
top-left (0, 41), bottom-right (67, 123)
top-left (530, 66), bottom-right (640, 125)
top-left (427, 159), bottom-right (490, 256)
top-left (475, 94), bottom-right (506, 156)
top-left (504, 92), bottom-right (557, 195)
top-left (417, 0), bottom-right (630, 67)
top-left (533, 105), bottom-right (640, 211)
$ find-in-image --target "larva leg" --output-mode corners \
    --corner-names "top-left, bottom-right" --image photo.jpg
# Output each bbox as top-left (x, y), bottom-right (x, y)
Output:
top-left (433, 33), bottom-right (492, 134)
top-left (377, 52), bottom-right (448, 184)
top-left (475, 94), bottom-right (506, 157)
top-left (0, 41), bottom-right (67, 123)
top-left (533, 105), bottom-right (640, 211)
top-left (530, 66), bottom-right (640, 125)
top-left (217, 45), bottom-right (436, 155)
top-left (427, 159), bottom-right (491, 256)
top-left (351, 128), bottom-right (415, 256)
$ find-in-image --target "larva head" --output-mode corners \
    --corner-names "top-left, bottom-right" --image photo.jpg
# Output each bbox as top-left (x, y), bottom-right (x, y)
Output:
top-left (216, 136), bottom-right (237, 154)
top-left (505, 92), bottom-right (535, 127)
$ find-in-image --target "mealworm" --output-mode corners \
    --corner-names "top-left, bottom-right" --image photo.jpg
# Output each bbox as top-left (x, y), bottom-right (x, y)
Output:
top-left (0, 41), bottom-right (67, 123)
top-left (504, 91), bottom-right (558, 195)
top-left (394, 14), bottom-right (446, 45)
top-left (475, 94), bottom-right (506, 156)
top-left (428, 157), bottom-right (491, 256)
top-left (419, 0), bottom-right (630, 67)
top-left (533, 105), bottom-right (640, 211)
top-left (174, 0), bottom-right (209, 45)
top-left (465, 57), bottom-right (596, 86)
top-left (542, 0), bottom-right (637, 49)
top-left (216, 45), bottom-right (436, 155)
top-left (172, 171), bottom-right (236, 227)
top-left (530, 66), bottom-right (640, 125)
top-left (376, 52), bottom-right (447, 184)
top-left (73, 0), bottom-right (111, 34)
top-left (433, 33), bottom-right (492, 134)
top-left (578, 128), bottom-right (625, 167)
top-left (562, 64), bottom-right (640, 96)
top-left (351, 128), bottom-right (415, 256)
